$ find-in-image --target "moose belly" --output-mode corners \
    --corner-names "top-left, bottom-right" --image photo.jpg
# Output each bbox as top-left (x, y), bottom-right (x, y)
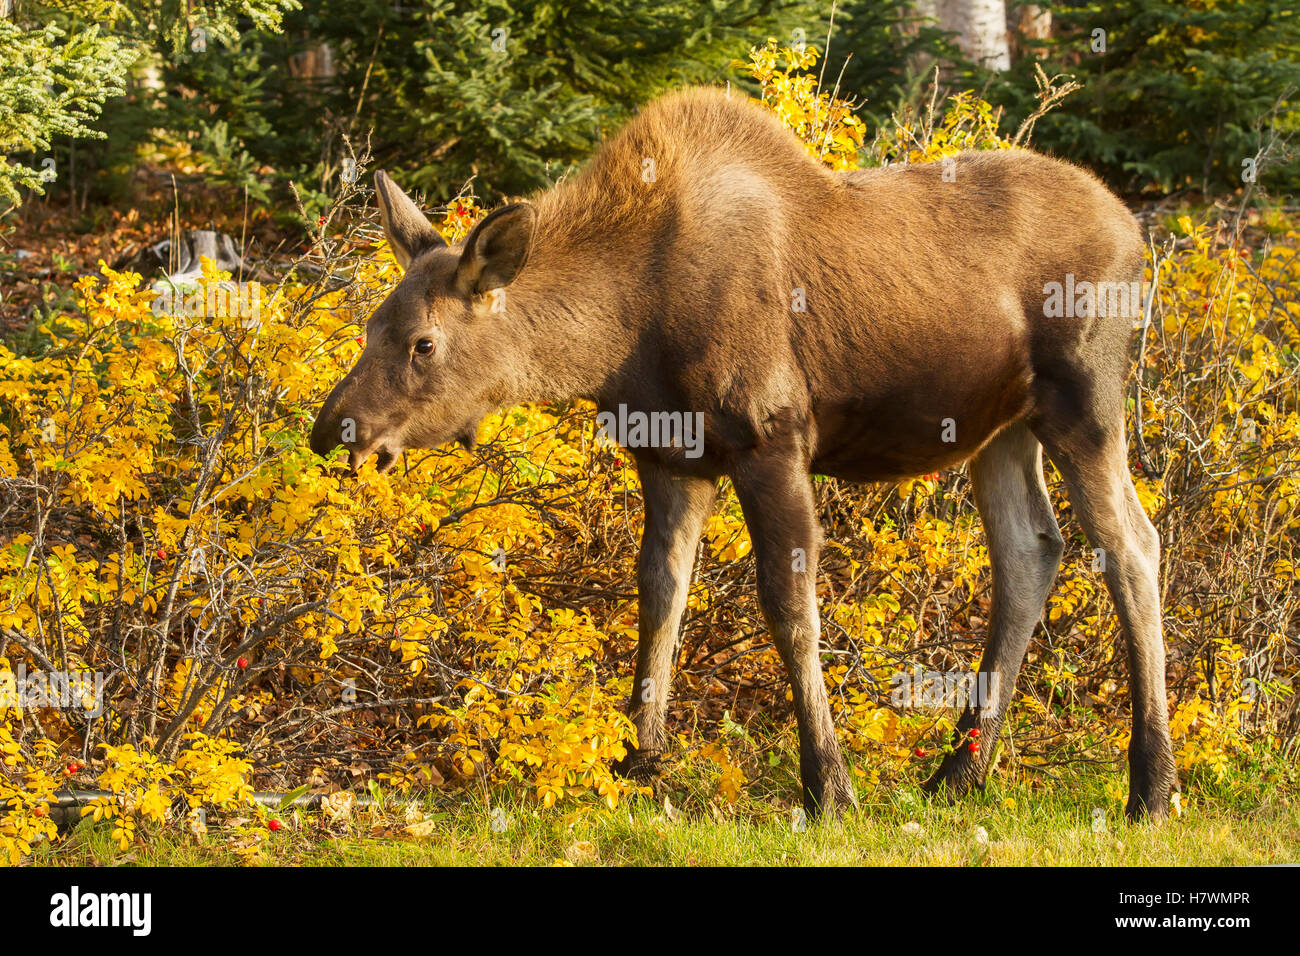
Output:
top-left (809, 371), bottom-right (1032, 483)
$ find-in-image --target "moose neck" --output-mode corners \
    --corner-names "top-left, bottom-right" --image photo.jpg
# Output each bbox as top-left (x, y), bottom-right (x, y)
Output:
top-left (493, 213), bottom-right (644, 408)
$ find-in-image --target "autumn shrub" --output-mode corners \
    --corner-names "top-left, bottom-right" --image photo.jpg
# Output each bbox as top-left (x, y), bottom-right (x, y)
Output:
top-left (1, 41), bottom-right (1297, 863)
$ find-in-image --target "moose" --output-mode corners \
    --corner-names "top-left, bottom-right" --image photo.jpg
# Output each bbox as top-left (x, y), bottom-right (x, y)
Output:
top-left (310, 86), bottom-right (1178, 820)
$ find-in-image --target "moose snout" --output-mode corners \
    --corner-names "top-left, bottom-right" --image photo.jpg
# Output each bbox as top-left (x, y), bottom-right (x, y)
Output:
top-left (308, 391), bottom-right (348, 460)
top-left (309, 414), bottom-right (334, 459)
top-left (310, 408), bottom-right (399, 473)
top-left (310, 382), bottom-right (392, 472)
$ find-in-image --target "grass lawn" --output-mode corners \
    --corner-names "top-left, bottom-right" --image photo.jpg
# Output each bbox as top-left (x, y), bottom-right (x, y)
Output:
top-left (28, 753), bottom-right (1299, 866)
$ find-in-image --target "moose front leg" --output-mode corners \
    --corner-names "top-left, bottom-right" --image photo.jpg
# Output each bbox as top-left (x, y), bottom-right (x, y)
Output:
top-left (731, 445), bottom-right (858, 817)
top-left (614, 460), bottom-right (716, 781)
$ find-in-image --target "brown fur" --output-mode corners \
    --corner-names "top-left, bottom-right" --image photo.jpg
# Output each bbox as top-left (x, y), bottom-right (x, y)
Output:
top-left (311, 86), bottom-right (1177, 819)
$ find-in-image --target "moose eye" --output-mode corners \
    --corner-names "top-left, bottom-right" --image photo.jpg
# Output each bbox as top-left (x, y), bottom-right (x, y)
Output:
top-left (414, 338), bottom-right (435, 355)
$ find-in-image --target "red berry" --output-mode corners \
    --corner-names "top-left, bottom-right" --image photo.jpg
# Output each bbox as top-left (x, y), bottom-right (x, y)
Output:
top-left (969, 742), bottom-right (980, 754)
top-left (65, 762), bottom-right (81, 774)
top-left (34, 806), bottom-right (47, 817)
top-left (914, 747), bottom-right (926, 758)
top-left (156, 548), bottom-right (166, 560)
top-left (237, 657), bottom-right (248, 669)
top-left (969, 728), bottom-right (981, 739)
top-left (418, 523), bottom-right (426, 532)
top-left (268, 819), bottom-right (283, 832)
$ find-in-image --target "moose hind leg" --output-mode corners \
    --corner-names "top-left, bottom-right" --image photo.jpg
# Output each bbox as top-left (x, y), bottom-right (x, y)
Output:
top-left (731, 443), bottom-right (857, 817)
top-left (1038, 424), bottom-right (1177, 820)
top-left (924, 422), bottom-right (1064, 799)
top-left (614, 460), bottom-right (716, 781)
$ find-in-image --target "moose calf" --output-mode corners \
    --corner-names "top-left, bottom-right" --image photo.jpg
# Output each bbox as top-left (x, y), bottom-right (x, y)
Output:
top-left (310, 87), bottom-right (1177, 820)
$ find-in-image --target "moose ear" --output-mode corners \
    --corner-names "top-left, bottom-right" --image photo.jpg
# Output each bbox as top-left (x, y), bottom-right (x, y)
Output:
top-left (456, 202), bottom-right (538, 296)
top-left (374, 170), bottom-right (444, 270)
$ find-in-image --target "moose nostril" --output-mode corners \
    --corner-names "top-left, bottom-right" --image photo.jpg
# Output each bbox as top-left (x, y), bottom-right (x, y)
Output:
top-left (309, 411), bottom-right (362, 459)
top-left (308, 419), bottom-right (329, 458)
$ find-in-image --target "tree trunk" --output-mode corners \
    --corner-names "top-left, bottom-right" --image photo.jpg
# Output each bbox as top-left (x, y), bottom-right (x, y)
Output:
top-left (917, 0), bottom-right (1012, 72)
top-left (1009, 4), bottom-right (1052, 61)
top-left (961, 0), bottom-right (1012, 70)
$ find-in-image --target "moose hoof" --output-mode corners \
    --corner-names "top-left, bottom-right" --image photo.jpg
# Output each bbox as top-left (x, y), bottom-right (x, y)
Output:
top-left (612, 748), bottom-right (663, 784)
top-left (806, 786), bottom-right (858, 820)
top-left (804, 758), bottom-right (859, 819)
top-left (1124, 781), bottom-right (1177, 823)
top-left (1124, 752), bottom-right (1178, 822)
top-left (1125, 795), bottom-right (1167, 823)
top-left (921, 758), bottom-right (984, 802)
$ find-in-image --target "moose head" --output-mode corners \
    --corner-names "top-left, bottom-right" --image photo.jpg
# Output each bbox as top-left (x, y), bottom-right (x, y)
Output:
top-left (309, 171), bottom-right (538, 471)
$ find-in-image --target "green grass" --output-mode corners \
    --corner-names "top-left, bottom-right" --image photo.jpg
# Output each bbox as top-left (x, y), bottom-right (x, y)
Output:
top-left (29, 757), bottom-right (1300, 867)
